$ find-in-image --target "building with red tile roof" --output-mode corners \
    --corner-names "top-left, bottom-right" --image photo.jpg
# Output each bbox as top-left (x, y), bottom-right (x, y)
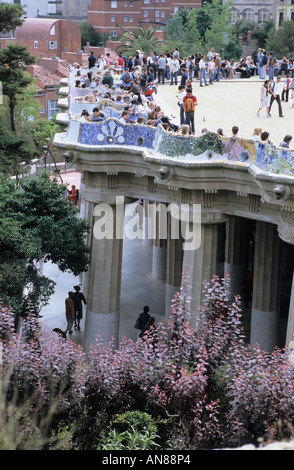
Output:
top-left (14, 18), bottom-right (81, 59)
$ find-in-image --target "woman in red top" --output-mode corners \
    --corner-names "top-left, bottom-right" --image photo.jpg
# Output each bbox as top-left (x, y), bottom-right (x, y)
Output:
top-left (68, 185), bottom-right (78, 206)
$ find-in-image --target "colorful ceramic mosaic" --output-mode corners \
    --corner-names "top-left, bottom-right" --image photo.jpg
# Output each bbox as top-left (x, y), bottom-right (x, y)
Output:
top-left (79, 118), bottom-right (156, 149)
top-left (71, 115), bottom-right (294, 176)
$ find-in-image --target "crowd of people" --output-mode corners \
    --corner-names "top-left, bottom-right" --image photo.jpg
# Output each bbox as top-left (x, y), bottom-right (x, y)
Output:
top-left (68, 46), bottom-right (294, 141)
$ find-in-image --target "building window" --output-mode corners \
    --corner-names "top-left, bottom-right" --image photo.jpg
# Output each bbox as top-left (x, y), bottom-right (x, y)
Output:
top-left (230, 7), bottom-right (242, 23)
top-left (291, 11), bottom-right (294, 21)
top-left (124, 1), bottom-right (127, 6)
top-left (242, 8), bottom-right (255, 21)
top-left (39, 108), bottom-right (45, 115)
top-left (174, 6), bottom-right (179, 13)
top-left (111, 1), bottom-right (117, 8)
top-left (130, 16), bottom-right (133, 22)
top-left (155, 10), bottom-right (159, 17)
top-left (50, 26), bottom-right (55, 35)
top-left (258, 8), bottom-right (272, 23)
top-left (49, 41), bottom-right (58, 50)
top-left (111, 15), bottom-right (115, 22)
top-left (279, 11), bottom-right (284, 25)
top-left (143, 10), bottom-right (148, 17)
top-left (144, 0), bottom-right (150, 3)
top-left (129, 0), bottom-right (133, 5)
top-left (112, 30), bottom-right (118, 37)
top-left (34, 40), bottom-right (38, 49)
top-left (161, 11), bottom-right (164, 17)
top-left (124, 15), bottom-right (128, 22)
top-left (48, 100), bottom-right (59, 120)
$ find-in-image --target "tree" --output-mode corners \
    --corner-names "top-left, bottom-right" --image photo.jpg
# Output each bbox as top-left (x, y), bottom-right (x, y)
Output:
top-left (0, 172), bottom-right (90, 316)
top-left (165, 0), bottom-right (234, 56)
top-left (0, 121), bottom-right (35, 175)
top-left (0, 3), bottom-right (24, 34)
top-left (79, 22), bottom-right (101, 48)
top-left (117, 27), bottom-right (162, 56)
top-left (266, 20), bottom-right (294, 59)
top-left (0, 44), bottom-right (36, 132)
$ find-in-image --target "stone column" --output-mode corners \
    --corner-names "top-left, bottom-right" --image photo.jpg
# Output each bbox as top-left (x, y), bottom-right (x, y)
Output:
top-left (151, 202), bottom-right (167, 280)
top-left (250, 221), bottom-right (281, 352)
top-left (143, 200), bottom-right (153, 246)
top-left (80, 200), bottom-right (94, 300)
top-left (286, 269), bottom-right (294, 345)
top-left (216, 223), bottom-right (225, 278)
top-left (165, 211), bottom-right (183, 318)
top-left (83, 198), bottom-right (125, 350)
top-left (182, 223), bottom-right (218, 327)
top-left (224, 217), bottom-right (251, 303)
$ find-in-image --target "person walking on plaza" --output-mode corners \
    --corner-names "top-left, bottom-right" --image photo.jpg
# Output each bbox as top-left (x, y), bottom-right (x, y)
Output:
top-left (268, 75), bottom-right (284, 117)
top-left (72, 285), bottom-right (87, 331)
top-left (259, 49), bottom-right (267, 80)
top-left (88, 51), bottom-right (97, 69)
top-left (183, 86), bottom-right (197, 135)
top-left (134, 305), bottom-right (151, 338)
top-left (257, 79), bottom-right (271, 118)
top-left (267, 52), bottom-right (276, 81)
top-left (65, 292), bottom-right (75, 334)
top-left (199, 55), bottom-right (208, 87)
top-left (176, 85), bottom-right (186, 125)
top-left (281, 74), bottom-right (291, 102)
top-left (157, 52), bottom-right (166, 84)
top-left (169, 55), bottom-right (180, 85)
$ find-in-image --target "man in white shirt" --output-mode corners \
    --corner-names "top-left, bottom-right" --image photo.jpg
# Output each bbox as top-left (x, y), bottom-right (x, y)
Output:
top-left (269, 76), bottom-right (284, 117)
top-left (170, 56), bottom-right (180, 85)
top-left (207, 47), bottom-right (215, 61)
top-left (199, 55), bottom-right (208, 87)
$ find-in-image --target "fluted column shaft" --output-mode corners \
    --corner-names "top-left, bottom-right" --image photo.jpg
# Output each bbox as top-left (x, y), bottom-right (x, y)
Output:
top-left (250, 221), bottom-right (281, 351)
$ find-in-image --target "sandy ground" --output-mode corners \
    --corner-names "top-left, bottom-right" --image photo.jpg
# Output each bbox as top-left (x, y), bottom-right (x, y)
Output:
top-left (155, 76), bottom-right (294, 146)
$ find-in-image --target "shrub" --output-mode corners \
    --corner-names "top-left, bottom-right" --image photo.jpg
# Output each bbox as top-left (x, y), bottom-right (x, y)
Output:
top-left (1, 273), bottom-right (294, 450)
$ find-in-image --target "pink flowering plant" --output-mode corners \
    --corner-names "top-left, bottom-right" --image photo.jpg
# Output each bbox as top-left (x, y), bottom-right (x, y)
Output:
top-left (0, 273), bottom-right (294, 449)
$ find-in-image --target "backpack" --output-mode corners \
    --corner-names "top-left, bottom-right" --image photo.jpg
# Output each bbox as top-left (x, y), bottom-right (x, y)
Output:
top-left (183, 95), bottom-right (195, 113)
top-left (269, 56), bottom-right (275, 66)
top-left (124, 72), bottom-right (131, 84)
top-left (262, 55), bottom-right (267, 66)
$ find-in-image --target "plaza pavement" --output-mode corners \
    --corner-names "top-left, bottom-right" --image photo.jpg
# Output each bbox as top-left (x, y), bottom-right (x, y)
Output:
top-left (39, 75), bottom-right (292, 349)
top-left (155, 75), bottom-right (294, 146)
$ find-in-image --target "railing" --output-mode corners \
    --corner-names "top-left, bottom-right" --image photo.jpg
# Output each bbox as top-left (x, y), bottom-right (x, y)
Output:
top-left (54, 116), bottom-right (294, 177)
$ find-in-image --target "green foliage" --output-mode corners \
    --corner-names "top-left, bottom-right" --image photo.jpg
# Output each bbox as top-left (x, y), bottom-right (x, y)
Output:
top-left (1, 274), bottom-right (294, 449)
top-left (0, 44), bottom-right (36, 131)
top-left (79, 22), bottom-right (101, 49)
top-left (165, 1), bottom-right (234, 56)
top-left (0, 121), bottom-right (34, 175)
top-left (266, 21), bottom-right (294, 59)
top-left (27, 119), bottom-right (60, 153)
top-left (0, 172), bottom-right (90, 314)
top-left (98, 411), bottom-right (161, 450)
top-left (223, 40), bottom-right (243, 61)
top-left (256, 20), bottom-right (274, 49)
top-left (0, 3), bottom-right (24, 34)
top-left (117, 27), bottom-right (161, 56)
top-left (15, 79), bottom-right (42, 125)
top-left (233, 19), bottom-right (258, 39)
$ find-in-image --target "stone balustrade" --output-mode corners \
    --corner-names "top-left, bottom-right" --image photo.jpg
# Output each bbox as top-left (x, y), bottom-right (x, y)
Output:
top-left (55, 115), bottom-right (294, 178)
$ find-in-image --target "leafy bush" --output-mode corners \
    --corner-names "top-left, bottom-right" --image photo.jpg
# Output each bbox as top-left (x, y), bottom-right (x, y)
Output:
top-left (0, 274), bottom-right (294, 449)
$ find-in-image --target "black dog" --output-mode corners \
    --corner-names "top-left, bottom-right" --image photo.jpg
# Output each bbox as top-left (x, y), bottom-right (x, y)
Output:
top-left (53, 328), bottom-right (67, 340)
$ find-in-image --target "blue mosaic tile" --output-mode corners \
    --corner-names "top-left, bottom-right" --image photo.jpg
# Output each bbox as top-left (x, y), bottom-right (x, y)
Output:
top-left (79, 118), bottom-right (156, 149)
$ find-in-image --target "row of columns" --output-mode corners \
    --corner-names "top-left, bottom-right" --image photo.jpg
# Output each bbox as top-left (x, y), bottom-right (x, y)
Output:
top-left (82, 197), bottom-right (294, 353)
